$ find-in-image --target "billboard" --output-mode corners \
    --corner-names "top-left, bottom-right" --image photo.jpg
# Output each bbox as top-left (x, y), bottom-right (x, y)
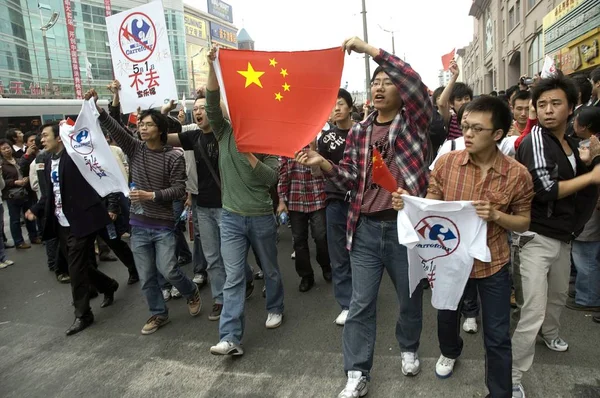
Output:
top-left (185, 14), bottom-right (208, 40)
top-left (207, 0), bottom-right (233, 23)
top-left (543, 0), bottom-right (600, 54)
top-left (210, 21), bottom-right (237, 48)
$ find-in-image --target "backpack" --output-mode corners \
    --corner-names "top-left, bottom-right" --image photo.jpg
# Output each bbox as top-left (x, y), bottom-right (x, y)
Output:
top-left (426, 108), bottom-right (448, 165)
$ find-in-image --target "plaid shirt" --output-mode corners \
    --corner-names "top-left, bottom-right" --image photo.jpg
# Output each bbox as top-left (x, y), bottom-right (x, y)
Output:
top-left (428, 150), bottom-right (534, 278)
top-left (278, 155), bottom-right (327, 213)
top-left (325, 49), bottom-right (433, 250)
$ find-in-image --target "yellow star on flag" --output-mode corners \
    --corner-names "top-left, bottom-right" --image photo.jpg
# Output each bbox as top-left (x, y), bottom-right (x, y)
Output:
top-left (282, 82), bottom-right (291, 92)
top-left (238, 62), bottom-right (265, 88)
top-left (275, 92), bottom-right (283, 101)
top-left (280, 68), bottom-right (289, 78)
top-left (269, 58), bottom-right (278, 67)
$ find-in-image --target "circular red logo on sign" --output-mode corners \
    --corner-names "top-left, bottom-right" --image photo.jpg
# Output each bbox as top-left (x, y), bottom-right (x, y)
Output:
top-left (118, 12), bottom-right (157, 63)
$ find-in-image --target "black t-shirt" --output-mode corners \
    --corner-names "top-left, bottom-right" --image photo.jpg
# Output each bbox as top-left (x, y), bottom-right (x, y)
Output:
top-left (318, 126), bottom-right (350, 201)
top-left (178, 130), bottom-right (222, 208)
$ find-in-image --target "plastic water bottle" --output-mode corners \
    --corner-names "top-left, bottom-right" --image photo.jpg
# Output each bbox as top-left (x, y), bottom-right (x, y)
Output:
top-left (106, 223), bottom-right (117, 240)
top-left (279, 211), bottom-right (288, 225)
top-left (179, 207), bottom-right (189, 223)
top-left (130, 182), bottom-right (144, 215)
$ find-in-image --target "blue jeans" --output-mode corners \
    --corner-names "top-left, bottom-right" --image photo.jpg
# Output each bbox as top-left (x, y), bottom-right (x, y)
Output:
top-left (572, 240), bottom-right (600, 306)
top-left (326, 200), bottom-right (352, 310)
top-left (343, 216), bottom-right (423, 377)
top-left (6, 198), bottom-right (38, 246)
top-left (219, 210), bottom-right (284, 345)
top-left (191, 195), bottom-right (208, 275)
top-left (196, 206), bottom-right (226, 304)
top-left (438, 266), bottom-right (512, 397)
top-left (131, 226), bottom-right (197, 316)
top-left (0, 204), bottom-right (7, 262)
top-left (173, 199), bottom-right (192, 261)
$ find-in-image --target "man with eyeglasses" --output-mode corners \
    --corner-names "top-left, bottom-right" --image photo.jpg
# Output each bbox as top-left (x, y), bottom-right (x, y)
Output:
top-left (393, 96), bottom-right (534, 397)
top-left (295, 37), bottom-right (431, 398)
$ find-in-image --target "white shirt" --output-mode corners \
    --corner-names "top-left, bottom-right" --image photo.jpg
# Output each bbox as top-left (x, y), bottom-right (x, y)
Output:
top-left (430, 136), bottom-right (519, 170)
top-left (397, 196), bottom-right (491, 310)
top-left (567, 153), bottom-right (577, 174)
top-left (50, 158), bottom-right (70, 227)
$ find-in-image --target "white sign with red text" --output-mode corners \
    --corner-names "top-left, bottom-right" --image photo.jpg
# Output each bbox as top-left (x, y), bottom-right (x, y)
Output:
top-left (106, 1), bottom-right (177, 114)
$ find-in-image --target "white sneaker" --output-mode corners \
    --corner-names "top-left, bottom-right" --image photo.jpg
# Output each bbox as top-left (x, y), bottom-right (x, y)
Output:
top-left (265, 313), bottom-right (283, 329)
top-left (192, 273), bottom-right (206, 285)
top-left (162, 288), bottom-right (171, 301)
top-left (0, 261), bottom-right (10, 269)
top-left (462, 317), bottom-right (478, 334)
top-left (435, 354), bottom-right (456, 378)
top-left (210, 340), bottom-right (244, 356)
top-left (544, 336), bottom-right (568, 352)
top-left (291, 251), bottom-right (296, 259)
top-left (401, 351), bottom-right (421, 376)
top-left (171, 286), bottom-right (182, 299)
top-left (512, 383), bottom-right (526, 398)
top-left (338, 370), bottom-right (368, 398)
top-left (335, 309), bottom-right (349, 326)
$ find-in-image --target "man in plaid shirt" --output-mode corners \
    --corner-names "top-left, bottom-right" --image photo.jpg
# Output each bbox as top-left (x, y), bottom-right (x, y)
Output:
top-left (277, 148), bottom-right (331, 293)
top-left (296, 37), bottom-right (432, 398)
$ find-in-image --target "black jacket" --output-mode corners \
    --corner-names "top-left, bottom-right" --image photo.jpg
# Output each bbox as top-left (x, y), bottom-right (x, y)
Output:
top-left (516, 125), bottom-right (599, 242)
top-left (30, 150), bottom-right (111, 239)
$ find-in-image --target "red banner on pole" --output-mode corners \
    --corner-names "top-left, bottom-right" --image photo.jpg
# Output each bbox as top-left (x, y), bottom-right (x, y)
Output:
top-left (63, 0), bottom-right (83, 99)
top-left (104, 0), bottom-right (112, 17)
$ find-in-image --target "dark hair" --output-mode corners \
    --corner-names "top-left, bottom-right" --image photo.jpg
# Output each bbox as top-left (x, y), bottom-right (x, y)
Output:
top-left (0, 138), bottom-right (11, 149)
top-left (371, 66), bottom-right (387, 82)
top-left (497, 94), bottom-right (510, 105)
top-left (575, 106), bottom-right (600, 134)
top-left (456, 103), bottom-right (469, 125)
top-left (573, 75), bottom-right (593, 106)
top-left (139, 109), bottom-right (169, 144)
top-left (490, 91), bottom-right (498, 97)
top-left (351, 112), bottom-right (362, 123)
top-left (498, 90), bottom-right (506, 95)
top-left (195, 91), bottom-right (206, 101)
top-left (24, 131), bottom-right (37, 145)
top-left (464, 95), bottom-right (513, 139)
top-left (338, 88), bottom-right (353, 109)
top-left (166, 116), bottom-right (182, 134)
top-left (511, 90), bottom-right (531, 107)
top-left (6, 128), bottom-right (22, 144)
top-left (432, 86), bottom-right (445, 105)
top-left (590, 67), bottom-right (600, 84)
top-left (506, 85), bottom-right (520, 101)
top-left (40, 121), bottom-right (60, 138)
top-left (531, 76), bottom-right (578, 113)
top-left (449, 83), bottom-right (473, 104)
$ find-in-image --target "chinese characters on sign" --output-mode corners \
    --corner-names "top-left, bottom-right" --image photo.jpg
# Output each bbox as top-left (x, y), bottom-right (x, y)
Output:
top-left (207, 0), bottom-right (233, 23)
top-left (184, 14), bottom-right (207, 39)
top-left (210, 21), bottom-right (237, 48)
top-left (84, 154), bottom-right (108, 178)
top-left (106, 1), bottom-right (178, 114)
top-left (63, 0), bottom-right (83, 99)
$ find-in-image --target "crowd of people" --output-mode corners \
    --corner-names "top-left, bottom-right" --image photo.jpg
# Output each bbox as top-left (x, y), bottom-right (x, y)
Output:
top-left (2, 37), bottom-right (600, 398)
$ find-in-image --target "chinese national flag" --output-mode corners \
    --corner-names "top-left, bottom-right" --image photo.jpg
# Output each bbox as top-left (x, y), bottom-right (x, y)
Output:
top-left (128, 113), bottom-right (138, 125)
top-left (441, 49), bottom-right (455, 70)
top-left (214, 47), bottom-right (344, 157)
top-left (372, 148), bottom-right (397, 193)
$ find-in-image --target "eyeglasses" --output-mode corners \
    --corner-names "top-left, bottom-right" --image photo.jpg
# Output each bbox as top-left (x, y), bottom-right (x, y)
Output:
top-left (370, 79), bottom-right (394, 88)
top-left (137, 122), bottom-right (157, 128)
top-left (193, 106), bottom-right (206, 111)
top-left (461, 124), bottom-right (495, 134)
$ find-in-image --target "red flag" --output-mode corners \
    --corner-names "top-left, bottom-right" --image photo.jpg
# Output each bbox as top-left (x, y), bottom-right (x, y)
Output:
top-left (215, 47), bottom-right (344, 157)
top-left (128, 113), bottom-right (137, 125)
top-left (441, 49), bottom-right (456, 70)
top-left (66, 117), bottom-right (75, 126)
top-left (372, 148), bottom-right (397, 193)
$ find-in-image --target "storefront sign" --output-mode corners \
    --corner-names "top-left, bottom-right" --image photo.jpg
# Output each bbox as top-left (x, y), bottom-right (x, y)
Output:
top-left (184, 14), bottom-right (208, 40)
top-left (209, 22), bottom-right (237, 48)
top-left (207, 0), bottom-right (233, 23)
top-left (549, 28), bottom-right (600, 74)
top-left (544, 0), bottom-right (600, 54)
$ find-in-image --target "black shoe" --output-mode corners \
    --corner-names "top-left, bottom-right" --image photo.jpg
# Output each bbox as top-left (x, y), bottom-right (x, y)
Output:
top-left (127, 271), bottom-right (140, 285)
top-left (566, 298), bottom-right (600, 312)
top-left (322, 269), bottom-right (332, 282)
top-left (568, 290), bottom-right (576, 299)
top-left (245, 280), bottom-right (254, 299)
top-left (299, 276), bottom-right (314, 292)
top-left (99, 252), bottom-right (117, 262)
top-left (101, 280), bottom-right (119, 308)
top-left (177, 256), bottom-right (192, 265)
top-left (66, 314), bottom-right (94, 336)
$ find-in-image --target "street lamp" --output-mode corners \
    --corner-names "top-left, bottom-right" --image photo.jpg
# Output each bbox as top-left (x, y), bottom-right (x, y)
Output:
top-left (190, 49), bottom-right (204, 93)
top-left (38, 3), bottom-right (58, 97)
top-left (378, 24), bottom-right (398, 56)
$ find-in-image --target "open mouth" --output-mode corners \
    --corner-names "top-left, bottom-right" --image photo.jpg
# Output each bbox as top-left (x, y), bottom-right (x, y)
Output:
top-left (374, 94), bottom-right (385, 101)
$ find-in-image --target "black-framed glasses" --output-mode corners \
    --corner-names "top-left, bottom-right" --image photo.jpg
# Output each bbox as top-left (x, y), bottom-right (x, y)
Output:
top-left (461, 124), bottom-right (495, 134)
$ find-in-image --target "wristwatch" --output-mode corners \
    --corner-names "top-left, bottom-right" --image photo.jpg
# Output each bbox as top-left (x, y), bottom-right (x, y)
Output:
top-left (152, 192), bottom-right (156, 202)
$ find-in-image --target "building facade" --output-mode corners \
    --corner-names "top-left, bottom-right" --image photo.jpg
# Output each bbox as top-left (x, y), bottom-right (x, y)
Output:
top-left (462, 0), bottom-right (555, 94)
top-left (184, 0), bottom-right (237, 96)
top-left (0, 0), bottom-right (190, 99)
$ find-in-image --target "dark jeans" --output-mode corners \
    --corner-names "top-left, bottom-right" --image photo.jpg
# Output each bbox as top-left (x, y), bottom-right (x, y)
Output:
top-left (438, 265), bottom-right (512, 398)
top-left (58, 226), bottom-right (114, 318)
top-left (94, 226), bottom-right (137, 275)
top-left (0, 204), bottom-right (6, 262)
top-left (46, 237), bottom-right (68, 275)
top-left (326, 200), bottom-right (352, 310)
top-left (173, 199), bottom-right (192, 261)
top-left (6, 198), bottom-right (38, 246)
top-left (461, 279), bottom-right (480, 318)
top-left (289, 209), bottom-right (331, 279)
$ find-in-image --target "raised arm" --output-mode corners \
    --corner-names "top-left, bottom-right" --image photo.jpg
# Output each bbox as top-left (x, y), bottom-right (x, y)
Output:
top-left (437, 61), bottom-right (459, 124)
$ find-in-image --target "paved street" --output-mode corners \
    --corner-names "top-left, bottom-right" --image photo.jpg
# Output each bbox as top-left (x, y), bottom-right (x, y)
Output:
top-left (0, 225), bottom-right (599, 398)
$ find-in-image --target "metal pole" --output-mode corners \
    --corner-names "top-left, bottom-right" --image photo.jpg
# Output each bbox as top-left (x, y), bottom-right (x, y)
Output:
top-left (361, 0), bottom-right (371, 101)
top-left (391, 32), bottom-right (396, 56)
top-left (42, 29), bottom-right (53, 97)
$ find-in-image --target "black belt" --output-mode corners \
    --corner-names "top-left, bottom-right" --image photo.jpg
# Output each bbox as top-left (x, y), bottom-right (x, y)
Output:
top-left (363, 209), bottom-right (397, 222)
